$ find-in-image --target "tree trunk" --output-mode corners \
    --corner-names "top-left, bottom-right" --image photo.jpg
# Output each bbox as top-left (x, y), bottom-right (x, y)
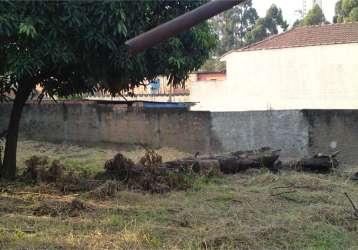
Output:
top-left (100, 148), bottom-right (282, 181)
top-left (1, 81), bottom-right (34, 180)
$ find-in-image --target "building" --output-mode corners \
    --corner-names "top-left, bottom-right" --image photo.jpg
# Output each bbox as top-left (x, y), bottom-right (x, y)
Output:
top-left (196, 71), bottom-right (226, 81)
top-left (219, 22), bottom-right (358, 111)
top-left (127, 74), bottom-right (192, 103)
top-left (88, 71), bottom-right (227, 106)
top-left (189, 71), bottom-right (227, 111)
top-left (129, 71), bottom-right (226, 104)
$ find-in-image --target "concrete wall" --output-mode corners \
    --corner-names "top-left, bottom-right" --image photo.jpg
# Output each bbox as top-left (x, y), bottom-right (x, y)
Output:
top-left (0, 102), bottom-right (212, 153)
top-left (2, 103), bottom-right (358, 162)
top-left (210, 111), bottom-right (309, 157)
top-left (221, 43), bottom-right (358, 111)
top-left (302, 110), bottom-right (358, 164)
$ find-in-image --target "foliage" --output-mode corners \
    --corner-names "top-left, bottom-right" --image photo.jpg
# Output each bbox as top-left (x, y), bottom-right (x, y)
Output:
top-left (244, 5), bottom-right (288, 46)
top-left (293, 19), bottom-right (303, 28)
top-left (0, 1), bottom-right (217, 178)
top-left (301, 4), bottom-right (326, 26)
top-left (209, 0), bottom-right (258, 55)
top-left (334, 0), bottom-right (358, 22)
top-left (201, 2), bottom-right (288, 71)
top-left (0, 1), bottom-right (216, 99)
top-left (199, 58), bottom-right (226, 72)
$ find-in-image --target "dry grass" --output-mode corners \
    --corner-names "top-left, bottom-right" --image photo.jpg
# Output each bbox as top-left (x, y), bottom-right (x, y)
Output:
top-left (0, 140), bottom-right (357, 249)
top-left (16, 140), bottom-right (191, 175)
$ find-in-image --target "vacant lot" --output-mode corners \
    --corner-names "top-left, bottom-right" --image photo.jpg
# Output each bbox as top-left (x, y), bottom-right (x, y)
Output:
top-left (0, 140), bottom-right (358, 249)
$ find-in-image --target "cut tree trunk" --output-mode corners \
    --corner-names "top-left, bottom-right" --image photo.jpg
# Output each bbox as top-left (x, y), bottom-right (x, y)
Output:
top-left (218, 147), bottom-right (281, 173)
top-left (300, 152), bottom-right (339, 173)
top-left (214, 156), bottom-right (260, 174)
top-left (283, 151), bottom-right (340, 173)
top-left (102, 148), bottom-right (282, 180)
top-left (351, 172), bottom-right (358, 181)
top-left (1, 81), bottom-right (34, 180)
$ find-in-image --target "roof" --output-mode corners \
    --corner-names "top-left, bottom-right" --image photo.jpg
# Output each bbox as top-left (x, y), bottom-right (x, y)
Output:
top-left (233, 22), bottom-right (358, 54)
top-left (196, 70), bottom-right (226, 75)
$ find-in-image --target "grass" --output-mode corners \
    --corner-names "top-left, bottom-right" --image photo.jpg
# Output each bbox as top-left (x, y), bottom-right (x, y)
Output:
top-left (16, 140), bottom-right (191, 174)
top-left (0, 140), bottom-right (357, 249)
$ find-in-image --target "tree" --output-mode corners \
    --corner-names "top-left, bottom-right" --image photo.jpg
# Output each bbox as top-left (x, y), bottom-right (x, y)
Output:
top-left (334, 0), bottom-right (358, 23)
top-left (292, 19), bottom-right (303, 28)
top-left (0, 1), bottom-right (217, 179)
top-left (199, 58), bottom-right (226, 72)
top-left (210, 0), bottom-right (258, 55)
top-left (301, 4), bottom-right (326, 26)
top-left (244, 5), bottom-right (288, 46)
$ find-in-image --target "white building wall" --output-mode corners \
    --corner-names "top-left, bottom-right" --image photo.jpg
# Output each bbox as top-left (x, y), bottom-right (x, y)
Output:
top-left (189, 80), bottom-right (227, 111)
top-left (220, 43), bottom-right (358, 111)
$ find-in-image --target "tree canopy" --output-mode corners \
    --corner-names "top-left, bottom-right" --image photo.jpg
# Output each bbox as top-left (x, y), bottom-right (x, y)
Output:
top-left (200, 3), bottom-right (288, 71)
top-left (244, 5), bottom-right (288, 46)
top-left (301, 4), bottom-right (326, 26)
top-left (0, 1), bottom-right (216, 98)
top-left (334, 0), bottom-right (358, 23)
top-left (210, 0), bottom-right (258, 55)
top-left (210, 2), bottom-right (289, 52)
top-left (0, 1), bottom-right (217, 179)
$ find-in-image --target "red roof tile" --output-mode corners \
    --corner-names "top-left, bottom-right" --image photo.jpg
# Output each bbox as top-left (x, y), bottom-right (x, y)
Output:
top-left (238, 22), bottom-right (358, 52)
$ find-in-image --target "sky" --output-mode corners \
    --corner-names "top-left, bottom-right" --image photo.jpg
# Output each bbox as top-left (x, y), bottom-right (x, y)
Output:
top-left (252, 0), bottom-right (337, 26)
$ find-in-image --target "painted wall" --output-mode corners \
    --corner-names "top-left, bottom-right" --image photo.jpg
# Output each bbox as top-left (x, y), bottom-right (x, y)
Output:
top-left (86, 72), bottom-right (228, 108)
top-left (197, 71), bottom-right (226, 81)
top-left (189, 80), bottom-right (226, 111)
top-left (221, 43), bottom-right (358, 111)
top-left (2, 103), bottom-right (358, 163)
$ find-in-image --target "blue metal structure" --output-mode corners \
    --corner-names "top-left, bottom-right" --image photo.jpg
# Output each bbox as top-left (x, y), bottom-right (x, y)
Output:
top-left (149, 79), bottom-right (160, 91)
top-left (143, 102), bottom-right (188, 110)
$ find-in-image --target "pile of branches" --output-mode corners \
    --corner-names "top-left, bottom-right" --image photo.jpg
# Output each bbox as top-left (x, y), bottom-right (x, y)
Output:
top-left (98, 150), bottom-right (198, 193)
top-left (97, 147), bottom-right (343, 193)
top-left (21, 147), bottom-right (341, 194)
top-left (100, 146), bottom-right (341, 179)
top-left (21, 156), bottom-right (100, 193)
top-left (97, 147), bottom-right (284, 193)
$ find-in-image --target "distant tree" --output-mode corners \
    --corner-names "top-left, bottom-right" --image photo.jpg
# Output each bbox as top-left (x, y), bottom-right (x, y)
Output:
top-left (210, 0), bottom-right (258, 54)
top-left (292, 19), bottom-right (303, 28)
top-left (200, 0), bottom-right (258, 71)
top-left (301, 4), bottom-right (326, 26)
top-left (244, 5), bottom-right (288, 46)
top-left (334, 0), bottom-right (358, 22)
top-left (0, 1), bottom-right (217, 179)
top-left (199, 58), bottom-right (226, 72)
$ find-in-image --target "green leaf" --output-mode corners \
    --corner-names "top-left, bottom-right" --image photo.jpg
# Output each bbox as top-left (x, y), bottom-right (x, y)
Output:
top-left (19, 22), bottom-right (37, 38)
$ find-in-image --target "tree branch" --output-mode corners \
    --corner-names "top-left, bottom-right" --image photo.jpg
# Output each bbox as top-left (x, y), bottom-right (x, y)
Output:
top-left (344, 192), bottom-right (358, 218)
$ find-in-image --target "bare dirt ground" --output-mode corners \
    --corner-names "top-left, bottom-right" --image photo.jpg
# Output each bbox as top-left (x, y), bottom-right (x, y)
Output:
top-left (1, 140), bottom-right (358, 249)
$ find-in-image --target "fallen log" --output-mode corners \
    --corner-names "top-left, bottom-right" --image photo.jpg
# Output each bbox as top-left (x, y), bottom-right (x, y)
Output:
top-left (101, 148), bottom-right (342, 182)
top-left (101, 147), bottom-right (282, 181)
top-left (283, 151), bottom-right (340, 173)
top-left (194, 147), bottom-right (280, 174)
top-left (351, 172), bottom-right (358, 181)
top-left (210, 156), bottom-right (259, 174)
top-left (163, 156), bottom-right (254, 174)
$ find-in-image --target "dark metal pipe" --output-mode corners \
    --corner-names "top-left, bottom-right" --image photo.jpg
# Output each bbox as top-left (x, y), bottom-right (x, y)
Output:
top-left (125, 0), bottom-right (243, 54)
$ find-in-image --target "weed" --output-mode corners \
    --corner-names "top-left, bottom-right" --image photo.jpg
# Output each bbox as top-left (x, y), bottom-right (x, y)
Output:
top-left (0, 140), bottom-right (357, 249)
